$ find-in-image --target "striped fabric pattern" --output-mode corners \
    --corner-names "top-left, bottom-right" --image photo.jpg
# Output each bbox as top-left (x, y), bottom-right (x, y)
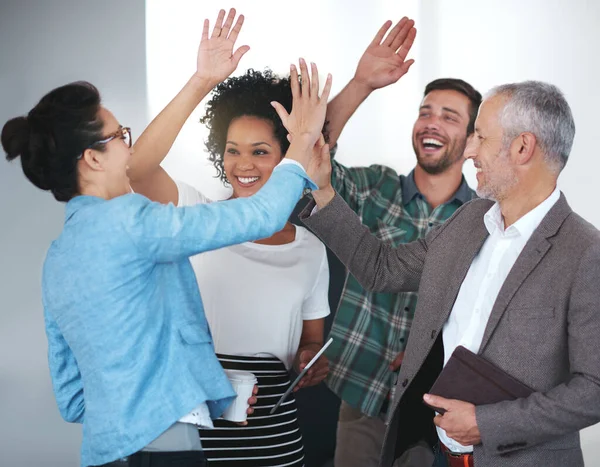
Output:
top-left (200, 354), bottom-right (305, 467)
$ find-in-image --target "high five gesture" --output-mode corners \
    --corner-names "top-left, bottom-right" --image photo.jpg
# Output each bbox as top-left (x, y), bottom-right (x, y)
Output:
top-left (195, 8), bottom-right (250, 87)
top-left (272, 58), bottom-right (332, 172)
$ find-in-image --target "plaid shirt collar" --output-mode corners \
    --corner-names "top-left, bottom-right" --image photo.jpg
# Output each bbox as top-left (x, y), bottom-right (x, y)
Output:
top-left (402, 169), bottom-right (473, 206)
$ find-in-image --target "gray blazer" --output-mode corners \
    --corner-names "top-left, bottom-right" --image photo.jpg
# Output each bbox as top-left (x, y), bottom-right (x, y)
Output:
top-left (300, 193), bottom-right (600, 467)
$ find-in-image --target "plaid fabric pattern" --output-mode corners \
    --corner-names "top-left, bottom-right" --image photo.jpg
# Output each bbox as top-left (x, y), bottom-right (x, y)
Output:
top-left (326, 154), bottom-right (476, 417)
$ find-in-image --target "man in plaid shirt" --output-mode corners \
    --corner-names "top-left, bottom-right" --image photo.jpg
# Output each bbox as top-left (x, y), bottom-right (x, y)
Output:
top-left (320, 19), bottom-right (481, 467)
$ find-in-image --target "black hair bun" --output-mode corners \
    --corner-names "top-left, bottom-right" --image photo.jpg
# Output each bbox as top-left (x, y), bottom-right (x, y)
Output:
top-left (2, 116), bottom-right (30, 161)
top-left (2, 114), bottom-right (55, 190)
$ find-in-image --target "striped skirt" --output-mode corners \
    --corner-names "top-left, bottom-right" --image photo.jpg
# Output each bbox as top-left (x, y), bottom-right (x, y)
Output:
top-left (200, 354), bottom-right (305, 467)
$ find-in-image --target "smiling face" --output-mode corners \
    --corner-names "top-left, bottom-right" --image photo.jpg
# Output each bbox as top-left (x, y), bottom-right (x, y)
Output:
top-left (222, 115), bottom-right (283, 198)
top-left (464, 95), bottom-right (518, 201)
top-left (411, 89), bottom-right (472, 174)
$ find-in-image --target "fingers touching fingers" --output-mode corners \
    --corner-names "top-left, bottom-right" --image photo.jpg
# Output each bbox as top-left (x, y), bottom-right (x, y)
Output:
top-left (299, 58), bottom-right (310, 98)
top-left (292, 59), bottom-right (332, 103)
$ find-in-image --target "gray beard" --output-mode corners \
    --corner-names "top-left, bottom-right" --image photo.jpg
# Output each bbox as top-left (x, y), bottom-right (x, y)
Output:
top-left (476, 158), bottom-right (519, 202)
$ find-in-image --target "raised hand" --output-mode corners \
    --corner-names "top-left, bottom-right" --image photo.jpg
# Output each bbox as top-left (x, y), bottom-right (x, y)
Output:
top-left (272, 58), bottom-right (332, 148)
top-left (353, 17), bottom-right (417, 92)
top-left (195, 9), bottom-right (250, 87)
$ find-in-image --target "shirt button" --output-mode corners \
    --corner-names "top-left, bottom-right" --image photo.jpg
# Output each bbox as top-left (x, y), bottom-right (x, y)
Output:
top-left (431, 330), bottom-right (436, 339)
top-left (402, 379), bottom-right (409, 387)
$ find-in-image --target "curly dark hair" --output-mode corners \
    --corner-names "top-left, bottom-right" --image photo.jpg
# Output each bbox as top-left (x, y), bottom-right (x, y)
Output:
top-left (200, 69), bottom-right (294, 184)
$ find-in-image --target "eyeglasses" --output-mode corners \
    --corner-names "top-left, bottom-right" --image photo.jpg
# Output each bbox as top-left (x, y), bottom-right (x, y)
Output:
top-left (78, 126), bottom-right (132, 159)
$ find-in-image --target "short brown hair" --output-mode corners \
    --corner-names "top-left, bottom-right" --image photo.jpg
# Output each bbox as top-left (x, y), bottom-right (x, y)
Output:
top-left (424, 78), bottom-right (482, 136)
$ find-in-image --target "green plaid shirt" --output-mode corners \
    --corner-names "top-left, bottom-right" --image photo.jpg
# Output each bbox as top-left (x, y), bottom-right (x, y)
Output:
top-left (326, 154), bottom-right (476, 417)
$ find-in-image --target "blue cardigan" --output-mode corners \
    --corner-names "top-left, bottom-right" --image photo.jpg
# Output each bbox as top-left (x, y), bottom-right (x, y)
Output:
top-left (41, 163), bottom-right (315, 466)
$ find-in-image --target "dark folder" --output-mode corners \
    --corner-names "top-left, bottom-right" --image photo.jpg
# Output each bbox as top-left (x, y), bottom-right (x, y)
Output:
top-left (425, 345), bottom-right (534, 414)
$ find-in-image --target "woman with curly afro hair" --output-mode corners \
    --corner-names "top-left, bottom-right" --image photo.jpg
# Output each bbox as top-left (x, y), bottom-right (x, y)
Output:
top-left (131, 41), bottom-right (332, 465)
top-left (202, 68), bottom-right (294, 188)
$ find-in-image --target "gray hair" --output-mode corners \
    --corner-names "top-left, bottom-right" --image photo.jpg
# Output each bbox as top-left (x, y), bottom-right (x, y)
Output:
top-left (486, 81), bottom-right (575, 173)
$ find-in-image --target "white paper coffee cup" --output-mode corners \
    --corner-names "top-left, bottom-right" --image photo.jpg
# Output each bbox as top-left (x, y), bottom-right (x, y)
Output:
top-left (222, 369), bottom-right (258, 423)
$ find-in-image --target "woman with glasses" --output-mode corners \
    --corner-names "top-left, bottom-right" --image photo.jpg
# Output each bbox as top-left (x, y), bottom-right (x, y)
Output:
top-left (1, 9), bottom-right (331, 467)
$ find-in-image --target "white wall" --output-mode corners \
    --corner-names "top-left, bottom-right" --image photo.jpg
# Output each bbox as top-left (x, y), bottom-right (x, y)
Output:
top-left (0, 1), bottom-right (147, 466)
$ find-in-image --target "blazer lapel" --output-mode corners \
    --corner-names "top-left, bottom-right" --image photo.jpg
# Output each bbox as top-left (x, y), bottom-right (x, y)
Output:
top-left (478, 235), bottom-right (551, 351)
top-left (479, 194), bottom-right (572, 352)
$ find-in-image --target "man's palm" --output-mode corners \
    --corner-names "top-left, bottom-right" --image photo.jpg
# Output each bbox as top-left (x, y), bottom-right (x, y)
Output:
top-left (354, 18), bottom-right (417, 91)
top-left (356, 50), bottom-right (408, 89)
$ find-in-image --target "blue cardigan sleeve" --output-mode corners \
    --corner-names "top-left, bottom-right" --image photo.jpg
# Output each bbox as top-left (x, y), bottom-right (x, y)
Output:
top-left (124, 162), bottom-right (315, 262)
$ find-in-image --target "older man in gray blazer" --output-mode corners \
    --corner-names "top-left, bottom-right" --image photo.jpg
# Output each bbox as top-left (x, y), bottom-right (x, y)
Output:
top-left (299, 81), bottom-right (600, 467)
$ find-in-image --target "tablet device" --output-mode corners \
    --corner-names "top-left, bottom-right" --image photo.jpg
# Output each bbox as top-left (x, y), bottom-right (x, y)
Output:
top-left (269, 337), bottom-right (333, 415)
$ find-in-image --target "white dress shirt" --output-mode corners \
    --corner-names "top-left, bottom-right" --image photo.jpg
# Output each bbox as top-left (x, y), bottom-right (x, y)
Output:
top-left (437, 187), bottom-right (560, 453)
